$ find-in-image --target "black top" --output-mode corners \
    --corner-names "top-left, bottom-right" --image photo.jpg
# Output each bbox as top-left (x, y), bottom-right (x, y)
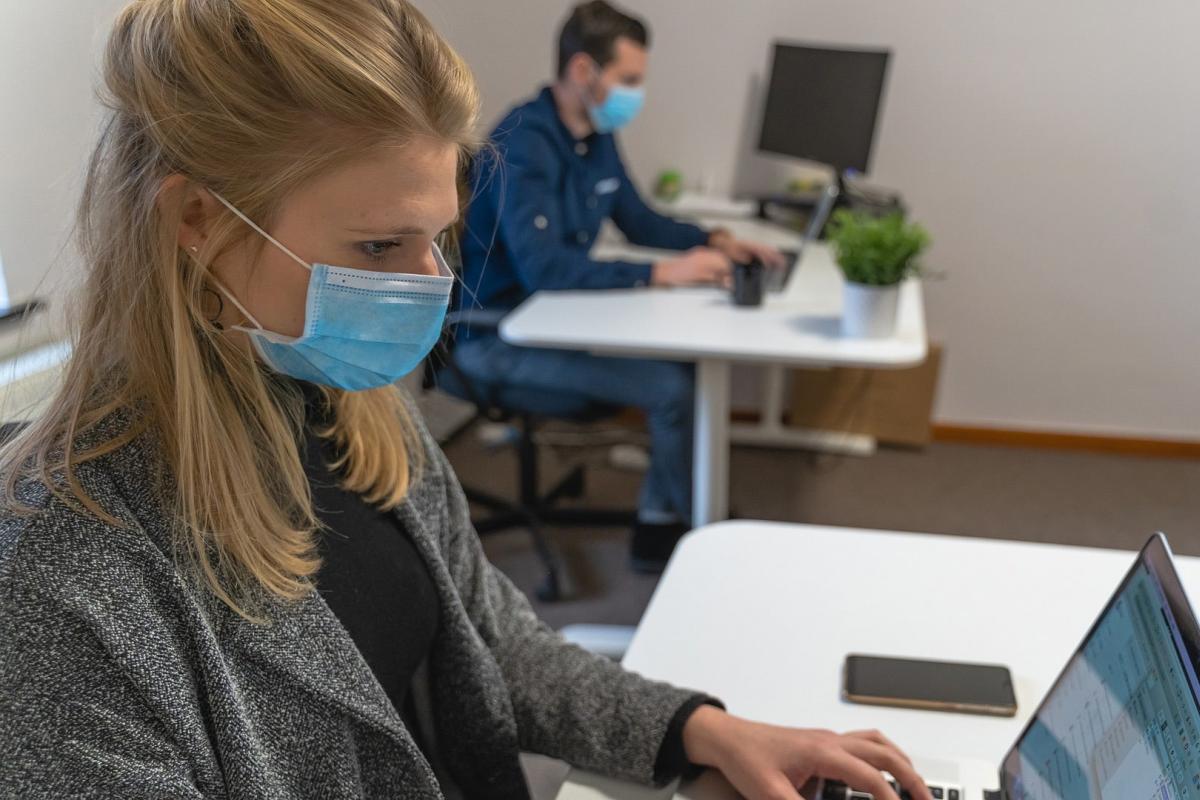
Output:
top-left (297, 383), bottom-right (709, 784)
top-left (299, 388), bottom-right (440, 743)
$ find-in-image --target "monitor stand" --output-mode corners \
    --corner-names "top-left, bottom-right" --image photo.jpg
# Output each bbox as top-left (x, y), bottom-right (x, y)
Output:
top-left (753, 170), bottom-right (845, 239)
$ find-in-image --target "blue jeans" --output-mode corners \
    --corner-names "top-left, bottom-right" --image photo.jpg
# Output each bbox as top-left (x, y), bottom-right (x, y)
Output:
top-left (453, 336), bottom-right (694, 524)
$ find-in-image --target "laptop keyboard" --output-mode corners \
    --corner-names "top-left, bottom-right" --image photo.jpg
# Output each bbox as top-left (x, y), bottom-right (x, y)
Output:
top-left (821, 778), bottom-right (963, 800)
top-left (765, 248), bottom-right (801, 293)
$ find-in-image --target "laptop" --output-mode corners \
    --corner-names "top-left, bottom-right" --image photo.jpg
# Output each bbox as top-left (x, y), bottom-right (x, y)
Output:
top-left (819, 533), bottom-right (1200, 800)
top-left (765, 182), bottom-right (840, 294)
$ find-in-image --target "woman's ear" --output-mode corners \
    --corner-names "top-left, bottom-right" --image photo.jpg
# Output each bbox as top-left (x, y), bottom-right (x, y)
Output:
top-left (157, 174), bottom-right (222, 253)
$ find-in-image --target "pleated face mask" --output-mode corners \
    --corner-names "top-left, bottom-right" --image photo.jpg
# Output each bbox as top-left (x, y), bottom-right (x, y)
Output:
top-left (211, 192), bottom-right (454, 391)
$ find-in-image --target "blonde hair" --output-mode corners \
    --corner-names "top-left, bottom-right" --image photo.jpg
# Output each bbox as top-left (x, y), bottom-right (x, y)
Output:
top-left (0, 0), bottom-right (480, 616)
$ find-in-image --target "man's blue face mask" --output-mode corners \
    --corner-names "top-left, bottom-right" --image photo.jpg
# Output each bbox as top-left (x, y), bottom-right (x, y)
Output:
top-left (210, 192), bottom-right (453, 392)
top-left (587, 70), bottom-right (645, 134)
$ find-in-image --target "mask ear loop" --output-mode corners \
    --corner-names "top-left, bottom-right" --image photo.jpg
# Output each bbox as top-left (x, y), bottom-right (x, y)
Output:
top-left (210, 192), bottom-right (313, 273)
top-left (205, 191), bottom-right (315, 332)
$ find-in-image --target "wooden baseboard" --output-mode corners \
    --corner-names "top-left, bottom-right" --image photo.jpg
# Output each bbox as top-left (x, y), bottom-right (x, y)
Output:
top-left (932, 425), bottom-right (1200, 460)
top-left (631, 408), bottom-right (1200, 459)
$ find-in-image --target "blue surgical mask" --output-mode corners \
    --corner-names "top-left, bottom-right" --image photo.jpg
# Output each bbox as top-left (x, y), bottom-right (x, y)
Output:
top-left (588, 83), bottom-right (645, 134)
top-left (210, 193), bottom-right (453, 391)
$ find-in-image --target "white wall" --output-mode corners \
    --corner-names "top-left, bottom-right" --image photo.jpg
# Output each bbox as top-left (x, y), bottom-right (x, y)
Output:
top-left (0, 1), bottom-right (128, 348)
top-left (419, 0), bottom-right (1200, 440)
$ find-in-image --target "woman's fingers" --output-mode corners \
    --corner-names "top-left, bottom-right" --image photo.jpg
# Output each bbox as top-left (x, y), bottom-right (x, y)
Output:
top-left (818, 748), bottom-right (901, 800)
top-left (843, 729), bottom-right (914, 766)
top-left (838, 739), bottom-right (932, 800)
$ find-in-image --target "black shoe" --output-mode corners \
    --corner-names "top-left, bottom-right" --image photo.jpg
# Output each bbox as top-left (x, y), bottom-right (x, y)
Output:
top-left (630, 521), bottom-right (690, 575)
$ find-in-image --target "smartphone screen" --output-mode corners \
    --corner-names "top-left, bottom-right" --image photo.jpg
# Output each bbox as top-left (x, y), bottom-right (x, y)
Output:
top-left (844, 654), bottom-right (1017, 716)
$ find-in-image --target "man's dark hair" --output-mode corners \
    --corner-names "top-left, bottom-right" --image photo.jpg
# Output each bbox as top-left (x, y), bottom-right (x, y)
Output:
top-left (557, 1), bottom-right (650, 78)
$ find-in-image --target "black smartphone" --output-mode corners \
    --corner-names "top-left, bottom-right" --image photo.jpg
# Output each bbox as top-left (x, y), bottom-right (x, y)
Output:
top-left (842, 654), bottom-right (1018, 717)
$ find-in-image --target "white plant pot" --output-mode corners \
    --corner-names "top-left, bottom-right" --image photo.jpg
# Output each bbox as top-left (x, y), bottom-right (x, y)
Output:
top-left (841, 281), bottom-right (900, 339)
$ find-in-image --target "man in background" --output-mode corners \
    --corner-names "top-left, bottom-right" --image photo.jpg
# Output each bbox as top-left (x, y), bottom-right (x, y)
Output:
top-left (457, 0), bottom-right (781, 572)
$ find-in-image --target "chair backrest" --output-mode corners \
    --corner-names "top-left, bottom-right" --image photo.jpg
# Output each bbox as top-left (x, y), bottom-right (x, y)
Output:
top-left (421, 311), bottom-right (508, 422)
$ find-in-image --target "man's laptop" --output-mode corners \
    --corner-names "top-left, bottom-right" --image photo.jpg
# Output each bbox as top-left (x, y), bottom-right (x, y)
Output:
top-left (819, 532), bottom-right (1200, 800)
top-left (764, 182), bottom-right (839, 294)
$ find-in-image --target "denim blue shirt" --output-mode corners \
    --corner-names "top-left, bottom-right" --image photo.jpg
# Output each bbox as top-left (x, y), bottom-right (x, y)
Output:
top-left (460, 86), bottom-right (709, 316)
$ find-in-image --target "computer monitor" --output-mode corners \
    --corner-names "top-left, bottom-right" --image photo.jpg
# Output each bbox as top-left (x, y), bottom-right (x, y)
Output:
top-left (757, 43), bottom-right (891, 175)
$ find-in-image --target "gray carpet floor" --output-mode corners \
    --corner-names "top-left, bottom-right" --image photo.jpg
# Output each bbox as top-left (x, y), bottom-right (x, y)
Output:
top-left (442, 422), bottom-right (1200, 632)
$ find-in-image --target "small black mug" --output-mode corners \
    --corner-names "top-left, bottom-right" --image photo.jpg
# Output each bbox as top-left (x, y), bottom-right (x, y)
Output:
top-left (732, 258), bottom-right (766, 307)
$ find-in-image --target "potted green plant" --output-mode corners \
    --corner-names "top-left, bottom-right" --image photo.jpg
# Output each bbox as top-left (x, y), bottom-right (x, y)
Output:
top-left (825, 210), bottom-right (930, 338)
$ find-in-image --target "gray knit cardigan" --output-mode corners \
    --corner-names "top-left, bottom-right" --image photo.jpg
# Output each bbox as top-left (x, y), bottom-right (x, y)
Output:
top-left (0, 400), bottom-right (701, 798)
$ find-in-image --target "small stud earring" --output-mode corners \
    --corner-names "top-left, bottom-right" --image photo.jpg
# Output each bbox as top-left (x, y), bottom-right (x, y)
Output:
top-left (189, 245), bottom-right (199, 253)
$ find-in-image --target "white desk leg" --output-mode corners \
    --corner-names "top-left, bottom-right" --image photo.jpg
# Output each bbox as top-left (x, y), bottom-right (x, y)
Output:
top-left (729, 364), bottom-right (877, 457)
top-left (693, 359), bottom-right (731, 527)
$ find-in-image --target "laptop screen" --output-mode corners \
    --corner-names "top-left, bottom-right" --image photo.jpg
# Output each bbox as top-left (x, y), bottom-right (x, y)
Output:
top-left (1002, 536), bottom-right (1200, 799)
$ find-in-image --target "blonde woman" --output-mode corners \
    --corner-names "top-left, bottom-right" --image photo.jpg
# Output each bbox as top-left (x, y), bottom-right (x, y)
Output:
top-left (0, 2), bottom-right (931, 799)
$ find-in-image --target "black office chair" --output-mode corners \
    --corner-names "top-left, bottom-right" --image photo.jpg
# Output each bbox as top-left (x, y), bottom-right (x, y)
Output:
top-left (426, 311), bottom-right (637, 602)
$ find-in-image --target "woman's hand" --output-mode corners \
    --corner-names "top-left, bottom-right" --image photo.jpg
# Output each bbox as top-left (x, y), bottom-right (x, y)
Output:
top-left (681, 706), bottom-right (933, 800)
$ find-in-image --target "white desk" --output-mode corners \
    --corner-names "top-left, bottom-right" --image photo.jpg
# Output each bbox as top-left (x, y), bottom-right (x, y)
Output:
top-left (0, 341), bottom-right (71, 422)
top-left (555, 522), bottom-right (1200, 799)
top-left (500, 219), bottom-right (927, 526)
